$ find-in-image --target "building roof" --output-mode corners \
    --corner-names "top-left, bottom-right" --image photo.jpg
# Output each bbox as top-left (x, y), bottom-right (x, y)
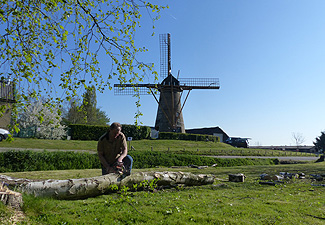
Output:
top-left (186, 126), bottom-right (229, 138)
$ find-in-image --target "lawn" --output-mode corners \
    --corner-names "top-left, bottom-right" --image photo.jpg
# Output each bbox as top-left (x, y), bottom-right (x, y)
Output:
top-left (1, 162), bottom-right (325, 224)
top-left (0, 138), bottom-right (322, 224)
top-left (0, 138), bottom-right (316, 157)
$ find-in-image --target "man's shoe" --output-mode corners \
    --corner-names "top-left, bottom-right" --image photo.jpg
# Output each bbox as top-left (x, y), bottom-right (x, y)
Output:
top-left (124, 171), bottom-right (131, 176)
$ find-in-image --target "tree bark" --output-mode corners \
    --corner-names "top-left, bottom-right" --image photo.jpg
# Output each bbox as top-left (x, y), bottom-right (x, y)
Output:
top-left (0, 172), bottom-right (214, 200)
top-left (0, 184), bottom-right (23, 209)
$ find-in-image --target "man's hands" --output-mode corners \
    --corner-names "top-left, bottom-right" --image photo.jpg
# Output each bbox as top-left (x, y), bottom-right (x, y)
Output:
top-left (106, 162), bottom-right (124, 174)
top-left (117, 156), bottom-right (124, 163)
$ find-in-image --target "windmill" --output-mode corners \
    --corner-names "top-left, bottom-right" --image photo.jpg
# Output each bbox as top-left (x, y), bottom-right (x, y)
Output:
top-left (114, 33), bottom-right (220, 133)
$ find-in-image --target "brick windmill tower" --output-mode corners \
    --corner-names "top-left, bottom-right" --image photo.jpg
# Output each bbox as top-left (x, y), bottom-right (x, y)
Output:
top-left (114, 33), bottom-right (220, 133)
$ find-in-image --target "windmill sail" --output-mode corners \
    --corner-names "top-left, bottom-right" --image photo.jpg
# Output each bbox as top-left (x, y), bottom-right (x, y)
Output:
top-left (159, 33), bottom-right (171, 78)
top-left (178, 78), bottom-right (220, 89)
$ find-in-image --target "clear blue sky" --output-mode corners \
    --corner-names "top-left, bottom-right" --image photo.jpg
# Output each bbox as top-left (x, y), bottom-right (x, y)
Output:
top-left (96, 0), bottom-right (325, 146)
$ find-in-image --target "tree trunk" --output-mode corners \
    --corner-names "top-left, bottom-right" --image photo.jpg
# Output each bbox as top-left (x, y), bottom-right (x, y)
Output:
top-left (0, 172), bottom-right (214, 200)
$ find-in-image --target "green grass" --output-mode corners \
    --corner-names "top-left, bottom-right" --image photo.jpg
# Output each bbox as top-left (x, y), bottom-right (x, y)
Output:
top-left (3, 161), bottom-right (325, 180)
top-left (0, 138), bottom-right (316, 157)
top-left (0, 138), bottom-right (231, 152)
top-left (2, 162), bottom-right (325, 224)
top-left (19, 182), bottom-right (325, 224)
top-left (0, 138), bottom-right (97, 151)
top-left (0, 139), bottom-right (321, 223)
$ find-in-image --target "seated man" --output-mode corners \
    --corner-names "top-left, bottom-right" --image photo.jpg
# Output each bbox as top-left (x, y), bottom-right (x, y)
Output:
top-left (97, 122), bottom-right (133, 176)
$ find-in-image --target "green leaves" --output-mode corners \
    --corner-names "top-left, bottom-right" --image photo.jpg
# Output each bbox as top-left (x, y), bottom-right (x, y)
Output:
top-left (313, 131), bottom-right (325, 153)
top-left (0, 0), bottom-right (168, 133)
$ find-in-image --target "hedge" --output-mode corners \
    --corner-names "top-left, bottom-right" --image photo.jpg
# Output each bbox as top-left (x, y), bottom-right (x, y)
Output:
top-left (67, 125), bottom-right (217, 142)
top-left (120, 124), bottom-right (151, 141)
top-left (0, 150), bottom-right (279, 172)
top-left (68, 124), bottom-right (107, 141)
top-left (159, 132), bottom-right (219, 142)
top-left (130, 151), bottom-right (279, 168)
top-left (68, 124), bottom-right (151, 141)
top-left (0, 150), bottom-right (99, 172)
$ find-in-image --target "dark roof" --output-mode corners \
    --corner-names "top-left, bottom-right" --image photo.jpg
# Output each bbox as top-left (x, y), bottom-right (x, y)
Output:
top-left (186, 126), bottom-right (229, 138)
top-left (161, 74), bottom-right (180, 86)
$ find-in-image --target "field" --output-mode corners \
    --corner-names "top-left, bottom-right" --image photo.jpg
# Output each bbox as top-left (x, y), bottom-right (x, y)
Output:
top-left (0, 138), bottom-right (316, 157)
top-left (0, 138), bottom-right (324, 224)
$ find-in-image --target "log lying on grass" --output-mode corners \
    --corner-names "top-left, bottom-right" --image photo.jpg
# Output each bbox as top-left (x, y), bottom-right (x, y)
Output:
top-left (0, 172), bottom-right (214, 200)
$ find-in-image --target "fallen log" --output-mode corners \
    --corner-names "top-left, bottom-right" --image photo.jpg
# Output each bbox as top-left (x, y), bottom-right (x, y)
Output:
top-left (0, 171), bottom-right (215, 200)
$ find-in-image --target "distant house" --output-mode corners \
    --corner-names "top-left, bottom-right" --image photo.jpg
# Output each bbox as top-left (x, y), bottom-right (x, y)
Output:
top-left (186, 126), bottom-right (229, 142)
top-left (0, 79), bottom-right (16, 128)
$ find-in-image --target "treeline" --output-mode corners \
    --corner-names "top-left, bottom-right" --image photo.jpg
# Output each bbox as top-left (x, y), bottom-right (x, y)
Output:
top-left (0, 150), bottom-right (279, 173)
top-left (68, 125), bottom-right (219, 142)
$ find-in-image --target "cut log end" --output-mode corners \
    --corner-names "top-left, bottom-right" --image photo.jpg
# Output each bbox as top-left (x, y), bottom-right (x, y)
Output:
top-left (229, 173), bottom-right (246, 182)
top-left (0, 184), bottom-right (23, 209)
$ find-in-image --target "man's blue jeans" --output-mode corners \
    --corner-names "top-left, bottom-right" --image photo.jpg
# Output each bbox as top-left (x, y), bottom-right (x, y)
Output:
top-left (101, 155), bottom-right (133, 175)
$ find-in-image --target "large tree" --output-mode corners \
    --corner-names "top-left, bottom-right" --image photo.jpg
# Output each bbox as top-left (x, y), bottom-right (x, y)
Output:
top-left (0, 0), bottom-right (166, 133)
top-left (62, 98), bottom-right (85, 125)
top-left (62, 86), bottom-right (110, 125)
top-left (82, 85), bottom-right (98, 124)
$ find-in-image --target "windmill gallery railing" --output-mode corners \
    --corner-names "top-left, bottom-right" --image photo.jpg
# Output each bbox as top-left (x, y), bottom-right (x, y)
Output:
top-left (114, 78), bottom-right (220, 95)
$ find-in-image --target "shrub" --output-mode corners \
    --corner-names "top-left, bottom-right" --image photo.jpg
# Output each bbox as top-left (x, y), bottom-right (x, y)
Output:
top-left (0, 150), bottom-right (279, 172)
top-left (69, 124), bottom-right (151, 141)
top-left (120, 124), bottom-right (151, 140)
top-left (159, 132), bottom-right (218, 142)
top-left (129, 151), bottom-right (278, 168)
top-left (69, 124), bottom-right (107, 141)
top-left (0, 150), bottom-right (100, 172)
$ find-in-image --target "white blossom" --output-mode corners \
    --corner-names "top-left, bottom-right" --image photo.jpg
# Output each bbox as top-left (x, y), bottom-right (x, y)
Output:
top-left (18, 100), bottom-right (67, 139)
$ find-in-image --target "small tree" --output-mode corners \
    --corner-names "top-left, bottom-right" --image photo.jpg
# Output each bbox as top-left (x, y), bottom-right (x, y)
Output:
top-left (82, 86), bottom-right (98, 125)
top-left (292, 132), bottom-right (305, 151)
top-left (62, 87), bottom-right (110, 125)
top-left (95, 108), bottom-right (110, 126)
top-left (314, 131), bottom-right (325, 154)
top-left (18, 100), bottom-right (66, 139)
top-left (62, 99), bottom-right (85, 125)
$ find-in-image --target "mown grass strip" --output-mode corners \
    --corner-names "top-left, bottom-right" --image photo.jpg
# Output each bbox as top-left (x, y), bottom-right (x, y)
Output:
top-left (0, 138), bottom-right (316, 157)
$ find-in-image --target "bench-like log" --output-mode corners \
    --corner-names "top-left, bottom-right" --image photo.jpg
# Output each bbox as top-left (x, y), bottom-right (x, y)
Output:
top-left (0, 171), bottom-right (214, 200)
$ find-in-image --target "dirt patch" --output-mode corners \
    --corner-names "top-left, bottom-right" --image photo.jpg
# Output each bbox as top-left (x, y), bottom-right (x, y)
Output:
top-left (0, 208), bottom-right (26, 225)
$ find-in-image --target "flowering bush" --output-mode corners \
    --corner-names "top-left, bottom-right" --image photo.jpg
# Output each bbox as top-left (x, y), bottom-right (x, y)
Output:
top-left (18, 100), bottom-right (67, 139)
